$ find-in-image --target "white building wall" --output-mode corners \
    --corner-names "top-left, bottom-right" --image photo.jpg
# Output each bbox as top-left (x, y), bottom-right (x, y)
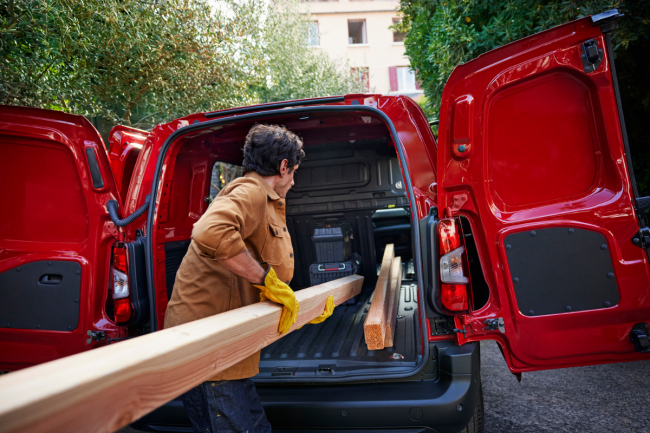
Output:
top-left (302, 0), bottom-right (423, 99)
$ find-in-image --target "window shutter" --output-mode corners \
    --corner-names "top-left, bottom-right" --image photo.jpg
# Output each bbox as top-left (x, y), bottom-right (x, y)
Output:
top-left (389, 67), bottom-right (398, 92)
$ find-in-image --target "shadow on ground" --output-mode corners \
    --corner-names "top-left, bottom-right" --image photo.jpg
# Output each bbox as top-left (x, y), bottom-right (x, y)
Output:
top-left (118, 340), bottom-right (650, 433)
top-left (480, 340), bottom-right (650, 433)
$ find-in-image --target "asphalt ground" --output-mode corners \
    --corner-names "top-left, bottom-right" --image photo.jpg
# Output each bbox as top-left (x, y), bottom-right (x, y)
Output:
top-left (118, 340), bottom-right (650, 433)
top-left (480, 340), bottom-right (650, 433)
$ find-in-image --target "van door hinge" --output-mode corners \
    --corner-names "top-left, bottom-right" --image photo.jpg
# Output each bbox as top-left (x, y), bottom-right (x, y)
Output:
top-left (631, 227), bottom-right (650, 249)
top-left (443, 194), bottom-right (469, 218)
top-left (630, 323), bottom-right (650, 353)
top-left (103, 221), bottom-right (120, 239)
top-left (581, 39), bottom-right (604, 73)
top-left (86, 330), bottom-right (106, 344)
top-left (483, 317), bottom-right (505, 333)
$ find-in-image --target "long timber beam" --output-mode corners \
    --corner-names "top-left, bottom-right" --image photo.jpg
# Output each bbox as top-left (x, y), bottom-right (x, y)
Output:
top-left (363, 244), bottom-right (395, 350)
top-left (0, 275), bottom-right (364, 433)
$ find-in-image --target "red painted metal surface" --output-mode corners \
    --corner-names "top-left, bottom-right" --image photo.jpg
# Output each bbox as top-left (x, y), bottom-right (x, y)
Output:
top-left (437, 17), bottom-right (650, 371)
top-left (107, 125), bottom-right (148, 203)
top-left (0, 106), bottom-right (125, 370)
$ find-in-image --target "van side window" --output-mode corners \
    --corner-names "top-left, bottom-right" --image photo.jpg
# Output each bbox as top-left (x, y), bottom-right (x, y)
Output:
top-left (209, 161), bottom-right (243, 200)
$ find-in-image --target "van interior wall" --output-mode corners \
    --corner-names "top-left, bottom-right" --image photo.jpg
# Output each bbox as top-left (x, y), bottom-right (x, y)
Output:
top-left (158, 138), bottom-right (413, 301)
top-left (152, 112), bottom-right (422, 378)
top-left (286, 140), bottom-right (411, 290)
top-left (154, 111), bottom-right (412, 307)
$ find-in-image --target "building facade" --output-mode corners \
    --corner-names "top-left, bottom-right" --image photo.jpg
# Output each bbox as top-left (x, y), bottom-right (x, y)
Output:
top-left (302, 0), bottom-right (423, 99)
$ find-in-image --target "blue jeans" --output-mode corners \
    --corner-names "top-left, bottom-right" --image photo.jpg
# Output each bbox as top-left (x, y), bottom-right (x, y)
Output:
top-left (181, 379), bottom-right (272, 433)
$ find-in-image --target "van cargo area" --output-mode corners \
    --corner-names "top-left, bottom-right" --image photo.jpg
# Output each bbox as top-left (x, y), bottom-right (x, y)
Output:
top-left (257, 281), bottom-right (421, 380)
top-left (157, 110), bottom-right (431, 381)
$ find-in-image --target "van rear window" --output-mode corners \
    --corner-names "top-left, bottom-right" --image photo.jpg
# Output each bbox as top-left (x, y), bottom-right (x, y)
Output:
top-left (209, 161), bottom-right (243, 200)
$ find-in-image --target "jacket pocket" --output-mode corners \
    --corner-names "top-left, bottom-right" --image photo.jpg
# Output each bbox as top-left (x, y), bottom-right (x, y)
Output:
top-left (261, 221), bottom-right (288, 266)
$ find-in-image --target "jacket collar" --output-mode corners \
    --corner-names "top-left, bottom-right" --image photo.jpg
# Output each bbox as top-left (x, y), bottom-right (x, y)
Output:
top-left (245, 171), bottom-right (281, 201)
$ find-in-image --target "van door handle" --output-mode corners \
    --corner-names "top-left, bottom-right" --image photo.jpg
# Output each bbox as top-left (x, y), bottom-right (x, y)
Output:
top-left (39, 274), bottom-right (63, 285)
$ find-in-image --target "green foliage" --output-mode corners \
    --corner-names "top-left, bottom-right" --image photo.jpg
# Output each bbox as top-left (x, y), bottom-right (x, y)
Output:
top-left (253, 0), bottom-right (365, 103)
top-left (397, 0), bottom-right (635, 117)
top-left (397, 0), bottom-right (650, 195)
top-left (416, 95), bottom-right (438, 135)
top-left (0, 0), bottom-right (362, 129)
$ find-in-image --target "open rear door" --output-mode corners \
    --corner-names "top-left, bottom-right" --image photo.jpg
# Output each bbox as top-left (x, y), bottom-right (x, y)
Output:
top-left (107, 125), bottom-right (148, 202)
top-left (437, 11), bottom-right (650, 372)
top-left (0, 106), bottom-right (123, 370)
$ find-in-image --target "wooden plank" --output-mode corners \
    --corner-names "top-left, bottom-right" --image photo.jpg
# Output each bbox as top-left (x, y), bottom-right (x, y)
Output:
top-left (384, 256), bottom-right (403, 347)
top-left (0, 275), bottom-right (363, 433)
top-left (363, 243), bottom-right (395, 350)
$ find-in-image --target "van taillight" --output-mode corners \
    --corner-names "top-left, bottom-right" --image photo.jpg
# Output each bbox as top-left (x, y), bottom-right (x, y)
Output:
top-left (438, 218), bottom-right (469, 311)
top-left (111, 243), bottom-right (132, 324)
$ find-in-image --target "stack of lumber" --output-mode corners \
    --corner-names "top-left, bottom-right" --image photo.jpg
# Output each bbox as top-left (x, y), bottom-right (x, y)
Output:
top-left (0, 275), bottom-right (363, 433)
top-left (363, 244), bottom-right (403, 350)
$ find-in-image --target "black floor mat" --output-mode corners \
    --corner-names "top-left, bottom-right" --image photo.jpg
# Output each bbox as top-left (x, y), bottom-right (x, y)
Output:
top-left (256, 283), bottom-right (420, 379)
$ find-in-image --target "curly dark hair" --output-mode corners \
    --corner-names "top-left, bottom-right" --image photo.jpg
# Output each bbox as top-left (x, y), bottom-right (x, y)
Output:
top-left (242, 124), bottom-right (305, 176)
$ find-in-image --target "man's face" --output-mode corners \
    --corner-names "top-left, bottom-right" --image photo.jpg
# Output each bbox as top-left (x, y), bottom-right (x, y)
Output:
top-left (274, 163), bottom-right (300, 198)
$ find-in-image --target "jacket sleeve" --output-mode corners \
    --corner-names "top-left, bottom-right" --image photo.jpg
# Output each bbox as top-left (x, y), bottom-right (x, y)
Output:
top-left (191, 179), bottom-right (267, 261)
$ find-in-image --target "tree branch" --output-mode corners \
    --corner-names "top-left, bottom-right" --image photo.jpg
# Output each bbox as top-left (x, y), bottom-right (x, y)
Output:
top-left (1, 0), bottom-right (20, 33)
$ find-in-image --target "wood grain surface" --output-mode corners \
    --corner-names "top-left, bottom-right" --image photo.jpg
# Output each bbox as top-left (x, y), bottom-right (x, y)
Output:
top-left (0, 275), bottom-right (363, 433)
top-left (363, 244), bottom-right (394, 350)
top-left (384, 256), bottom-right (403, 347)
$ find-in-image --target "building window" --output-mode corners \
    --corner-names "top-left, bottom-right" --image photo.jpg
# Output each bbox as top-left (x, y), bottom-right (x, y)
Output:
top-left (397, 67), bottom-right (416, 91)
top-left (348, 20), bottom-right (367, 45)
top-left (308, 21), bottom-right (319, 46)
top-left (392, 18), bottom-right (406, 43)
top-left (351, 67), bottom-right (370, 91)
top-left (389, 66), bottom-right (419, 92)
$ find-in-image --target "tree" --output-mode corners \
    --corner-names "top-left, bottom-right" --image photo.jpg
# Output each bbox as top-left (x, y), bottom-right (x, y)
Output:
top-left (252, 0), bottom-right (365, 103)
top-left (0, 0), bottom-right (363, 129)
top-left (397, 0), bottom-right (650, 195)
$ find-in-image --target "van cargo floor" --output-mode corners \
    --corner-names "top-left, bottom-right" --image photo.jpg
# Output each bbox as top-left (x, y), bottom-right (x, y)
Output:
top-left (255, 283), bottom-right (420, 379)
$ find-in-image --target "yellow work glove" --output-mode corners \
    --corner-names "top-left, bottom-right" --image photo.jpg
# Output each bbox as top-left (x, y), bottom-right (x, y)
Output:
top-left (253, 266), bottom-right (299, 334)
top-left (308, 295), bottom-right (335, 324)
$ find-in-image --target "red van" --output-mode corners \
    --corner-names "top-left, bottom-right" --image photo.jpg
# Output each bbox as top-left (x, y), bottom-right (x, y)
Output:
top-left (1, 10), bottom-right (648, 433)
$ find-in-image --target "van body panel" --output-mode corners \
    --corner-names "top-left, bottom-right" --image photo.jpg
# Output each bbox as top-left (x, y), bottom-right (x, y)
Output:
top-left (0, 106), bottom-right (124, 370)
top-left (436, 15), bottom-right (650, 372)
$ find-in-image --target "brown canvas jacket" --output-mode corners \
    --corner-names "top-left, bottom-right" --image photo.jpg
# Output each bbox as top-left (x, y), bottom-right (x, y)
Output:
top-left (164, 171), bottom-right (294, 380)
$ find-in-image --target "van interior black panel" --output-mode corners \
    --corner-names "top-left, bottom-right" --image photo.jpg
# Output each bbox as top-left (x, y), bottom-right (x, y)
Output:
top-left (0, 261), bottom-right (81, 331)
top-left (165, 240), bottom-right (191, 300)
top-left (504, 227), bottom-right (620, 316)
top-left (285, 141), bottom-right (409, 215)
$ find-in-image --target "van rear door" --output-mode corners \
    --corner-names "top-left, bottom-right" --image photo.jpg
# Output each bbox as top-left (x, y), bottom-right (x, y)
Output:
top-left (0, 106), bottom-right (123, 370)
top-left (107, 125), bottom-right (149, 202)
top-left (436, 11), bottom-right (650, 372)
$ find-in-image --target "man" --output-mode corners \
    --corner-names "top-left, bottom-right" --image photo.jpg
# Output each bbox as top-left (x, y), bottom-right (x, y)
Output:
top-left (164, 124), bottom-right (334, 433)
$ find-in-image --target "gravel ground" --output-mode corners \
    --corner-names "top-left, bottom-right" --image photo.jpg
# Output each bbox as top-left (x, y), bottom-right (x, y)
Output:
top-left (118, 340), bottom-right (650, 433)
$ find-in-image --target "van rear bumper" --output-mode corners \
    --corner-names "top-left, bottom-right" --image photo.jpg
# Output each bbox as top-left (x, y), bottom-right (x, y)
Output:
top-left (133, 342), bottom-right (480, 433)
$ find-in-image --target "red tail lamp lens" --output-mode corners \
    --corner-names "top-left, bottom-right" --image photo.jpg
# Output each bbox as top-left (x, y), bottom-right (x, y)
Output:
top-left (111, 243), bottom-right (132, 324)
top-left (438, 218), bottom-right (469, 312)
top-left (438, 218), bottom-right (461, 254)
top-left (112, 245), bottom-right (127, 273)
top-left (113, 298), bottom-right (132, 323)
top-left (441, 284), bottom-right (469, 311)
